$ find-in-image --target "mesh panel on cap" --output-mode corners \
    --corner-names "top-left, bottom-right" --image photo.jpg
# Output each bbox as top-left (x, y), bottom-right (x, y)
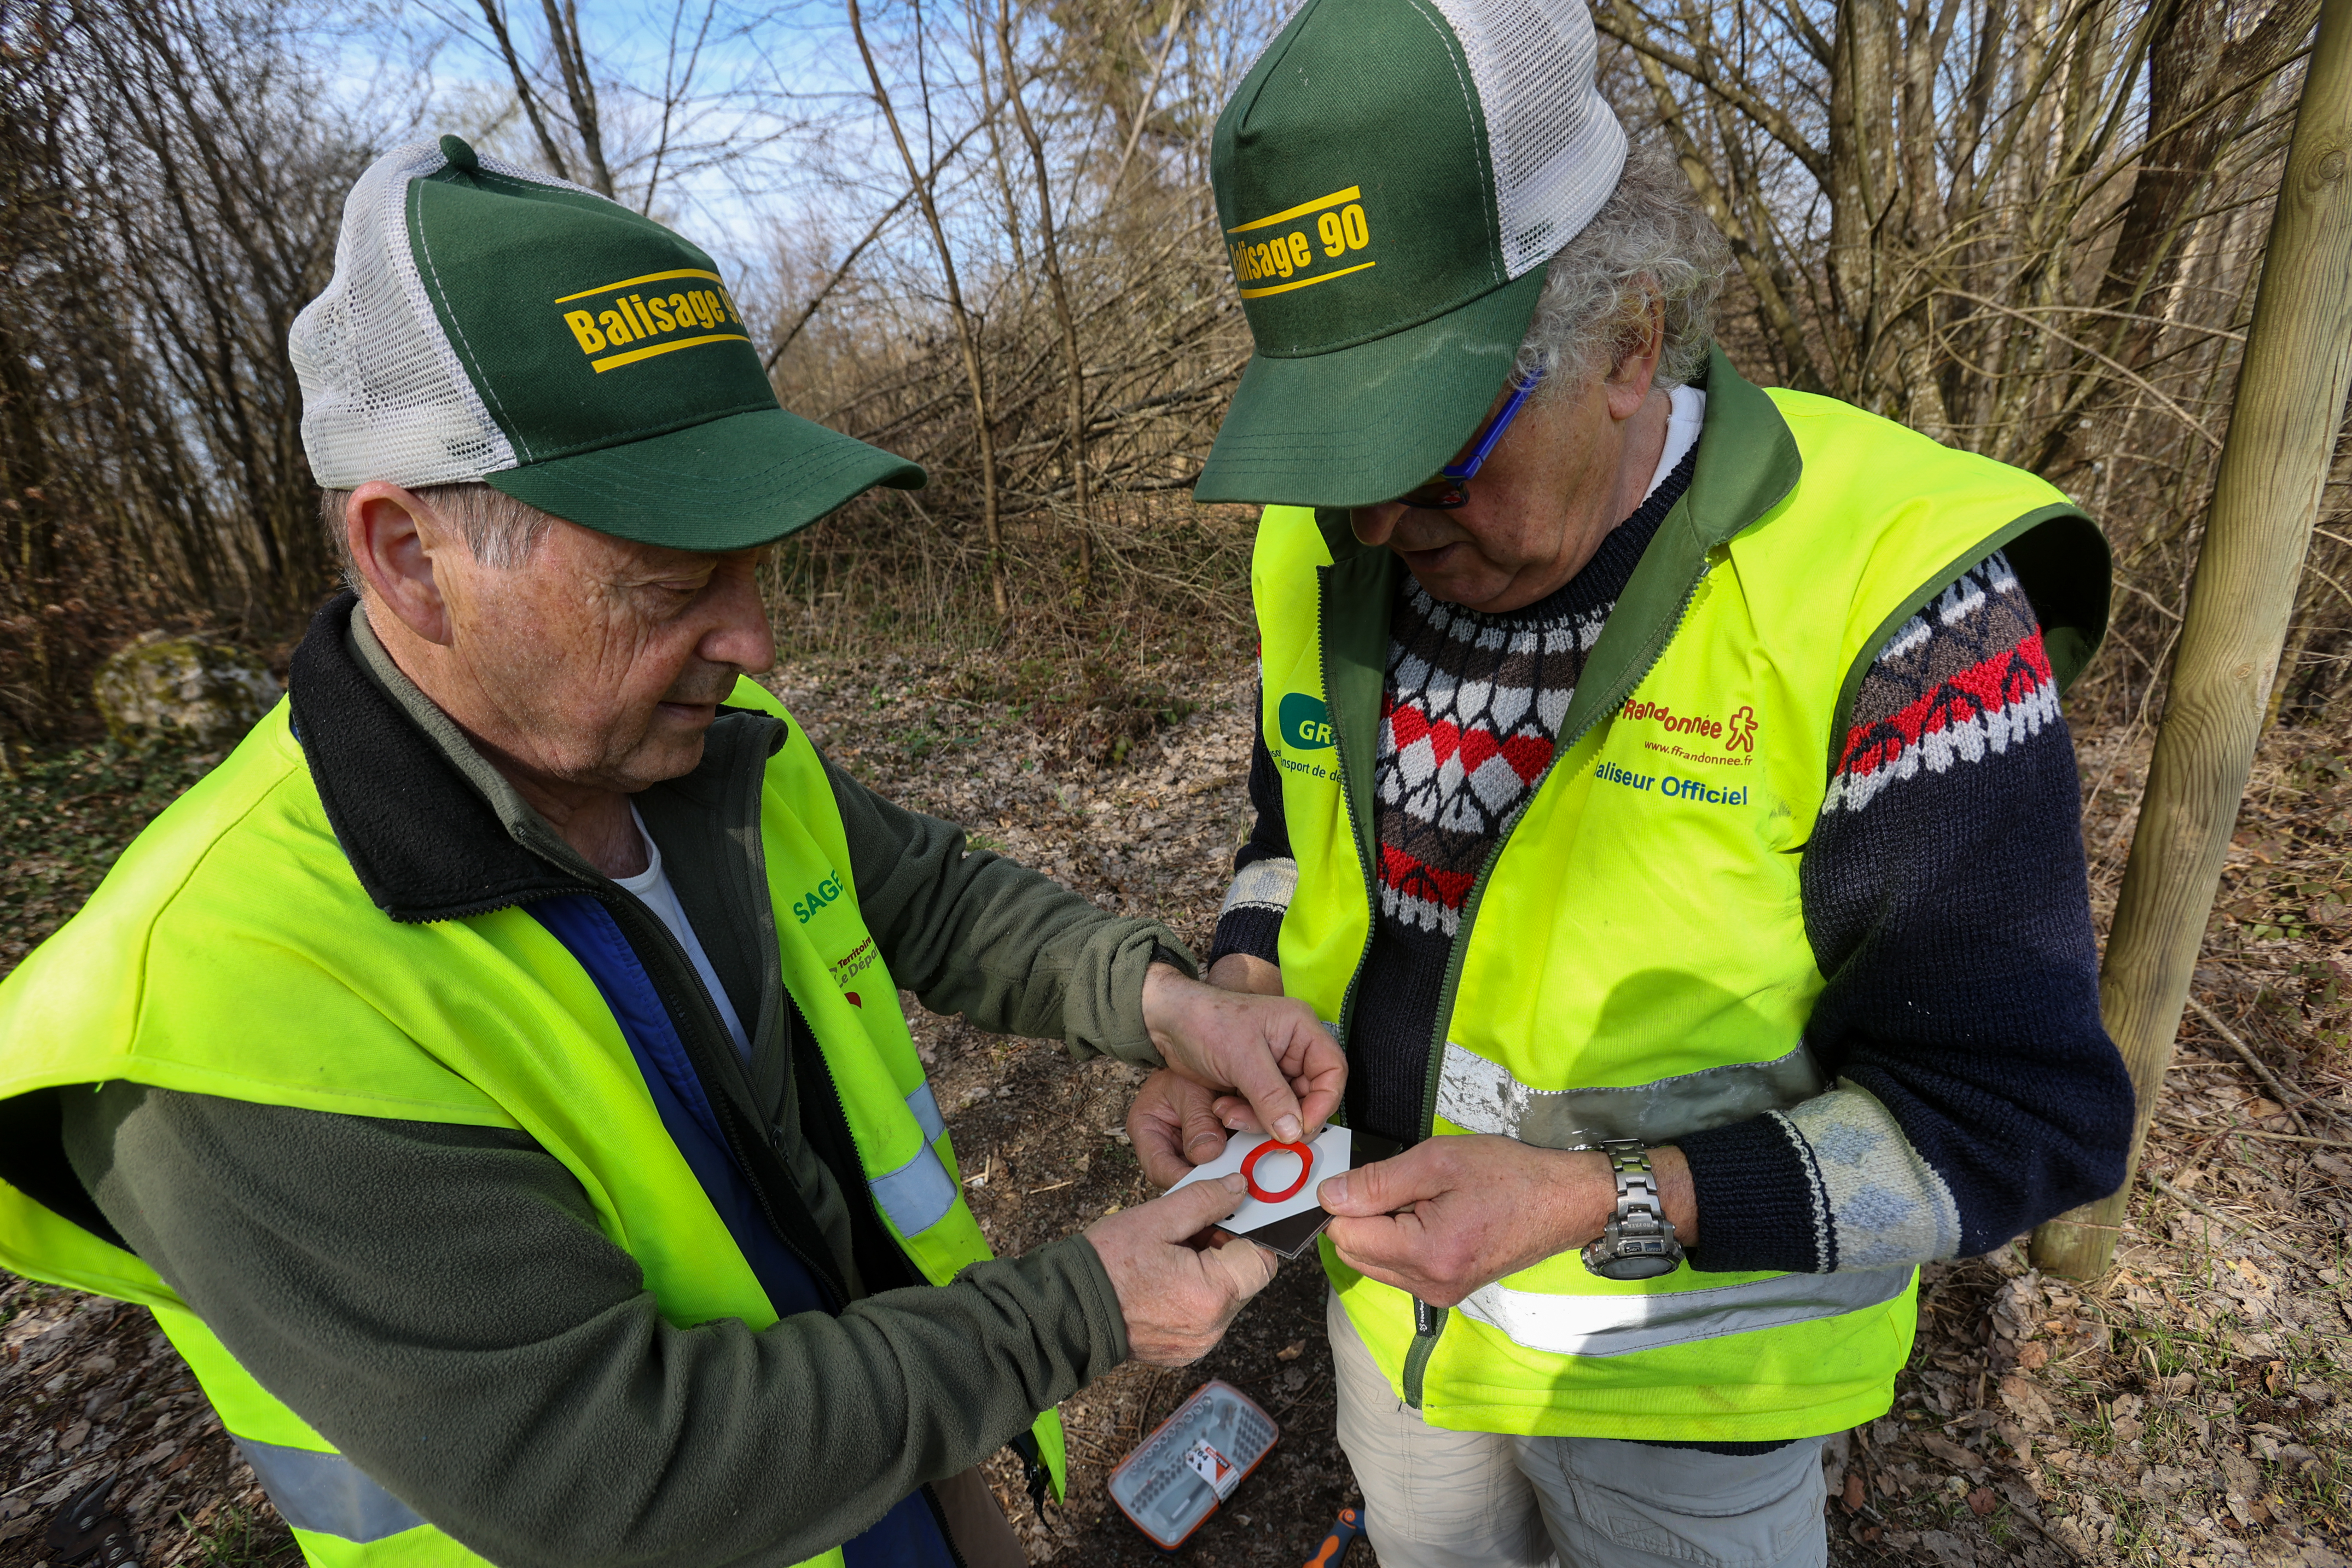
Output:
top-left (289, 143), bottom-right (605, 489)
top-left (1426, 0), bottom-right (1628, 278)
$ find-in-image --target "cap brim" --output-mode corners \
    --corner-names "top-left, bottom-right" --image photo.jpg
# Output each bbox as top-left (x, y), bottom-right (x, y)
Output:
top-left (485, 406), bottom-right (925, 551)
top-left (1192, 269), bottom-right (1548, 508)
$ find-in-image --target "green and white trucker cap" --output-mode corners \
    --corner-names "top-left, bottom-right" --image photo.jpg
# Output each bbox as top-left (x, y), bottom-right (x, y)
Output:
top-left (291, 135), bottom-right (923, 551)
top-left (1193, 0), bottom-right (1627, 507)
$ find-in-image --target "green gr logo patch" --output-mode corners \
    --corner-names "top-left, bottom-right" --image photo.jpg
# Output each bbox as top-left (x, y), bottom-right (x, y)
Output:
top-left (1279, 692), bottom-right (1334, 750)
top-left (792, 871), bottom-right (846, 925)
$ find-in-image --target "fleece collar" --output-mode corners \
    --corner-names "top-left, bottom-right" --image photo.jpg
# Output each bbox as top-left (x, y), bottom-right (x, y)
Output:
top-left (286, 593), bottom-right (782, 925)
top-left (288, 594), bottom-right (591, 922)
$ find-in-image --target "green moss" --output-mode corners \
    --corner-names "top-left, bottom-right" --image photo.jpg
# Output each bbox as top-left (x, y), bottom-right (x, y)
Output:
top-left (88, 638), bottom-right (279, 746)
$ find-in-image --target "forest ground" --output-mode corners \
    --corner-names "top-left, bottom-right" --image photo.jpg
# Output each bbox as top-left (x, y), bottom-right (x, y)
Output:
top-left (1, 629), bottom-right (2348, 1567)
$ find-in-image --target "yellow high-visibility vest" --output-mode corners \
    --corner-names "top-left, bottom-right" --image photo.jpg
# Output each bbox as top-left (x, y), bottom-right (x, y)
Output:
top-left (1256, 353), bottom-right (2107, 1442)
top-left (0, 677), bottom-right (1064, 1565)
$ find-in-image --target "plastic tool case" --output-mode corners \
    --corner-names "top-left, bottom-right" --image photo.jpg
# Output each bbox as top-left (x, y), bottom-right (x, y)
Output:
top-left (1105, 1380), bottom-right (1279, 1549)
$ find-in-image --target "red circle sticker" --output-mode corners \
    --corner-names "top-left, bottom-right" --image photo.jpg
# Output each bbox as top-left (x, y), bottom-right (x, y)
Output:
top-left (1241, 1140), bottom-right (1314, 1203)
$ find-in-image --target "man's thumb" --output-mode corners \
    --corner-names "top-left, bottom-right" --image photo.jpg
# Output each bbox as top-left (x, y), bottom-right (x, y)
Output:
top-left (1317, 1155), bottom-right (1412, 1216)
top-left (1153, 1172), bottom-right (1248, 1236)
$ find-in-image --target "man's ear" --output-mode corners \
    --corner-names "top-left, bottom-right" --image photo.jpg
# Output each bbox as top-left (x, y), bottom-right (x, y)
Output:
top-left (1604, 297), bottom-right (1668, 421)
top-left (347, 483), bottom-right (458, 646)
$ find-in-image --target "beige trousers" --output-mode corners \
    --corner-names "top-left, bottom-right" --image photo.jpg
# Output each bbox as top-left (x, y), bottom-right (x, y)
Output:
top-left (1327, 1291), bottom-right (1830, 1568)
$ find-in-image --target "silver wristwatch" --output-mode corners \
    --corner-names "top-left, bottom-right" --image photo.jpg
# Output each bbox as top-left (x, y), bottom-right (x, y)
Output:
top-left (1579, 1139), bottom-right (1686, 1280)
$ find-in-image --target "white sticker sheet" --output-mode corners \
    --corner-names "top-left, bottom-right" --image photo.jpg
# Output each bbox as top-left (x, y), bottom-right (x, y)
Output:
top-left (1166, 1124), bottom-right (1352, 1247)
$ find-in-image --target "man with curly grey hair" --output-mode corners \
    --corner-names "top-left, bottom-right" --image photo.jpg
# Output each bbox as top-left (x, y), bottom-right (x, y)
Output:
top-left (1136, 0), bottom-right (2137, 1562)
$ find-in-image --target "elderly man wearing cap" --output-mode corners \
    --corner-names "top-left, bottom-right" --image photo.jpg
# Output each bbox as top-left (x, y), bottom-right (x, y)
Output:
top-left (0, 138), bottom-right (1346, 1567)
top-left (1129, 2), bottom-right (2136, 1564)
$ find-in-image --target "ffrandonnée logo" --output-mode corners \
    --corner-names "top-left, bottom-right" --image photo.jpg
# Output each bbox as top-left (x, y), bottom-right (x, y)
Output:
top-left (1279, 692), bottom-right (1334, 750)
top-left (557, 269), bottom-right (748, 374)
top-left (1619, 696), bottom-right (1766, 753)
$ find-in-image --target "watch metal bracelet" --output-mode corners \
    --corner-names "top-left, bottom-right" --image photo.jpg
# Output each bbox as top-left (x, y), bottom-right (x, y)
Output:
top-left (1580, 1137), bottom-right (1686, 1279)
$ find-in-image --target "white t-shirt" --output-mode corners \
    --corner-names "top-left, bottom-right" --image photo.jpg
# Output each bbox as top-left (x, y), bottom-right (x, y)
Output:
top-left (612, 805), bottom-right (753, 1059)
top-left (1642, 383), bottom-right (1707, 505)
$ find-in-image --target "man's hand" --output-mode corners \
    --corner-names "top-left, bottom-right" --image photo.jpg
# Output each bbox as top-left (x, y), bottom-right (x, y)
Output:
top-left (1205, 952), bottom-right (1284, 995)
top-left (1128, 1068), bottom-right (1235, 1188)
top-left (1317, 1136), bottom-right (1698, 1307)
top-left (1122, 954), bottom-right (1293, 1188)
top-left (1086, 1174), bottom-right (1279, 1366)
top-left (1139, 963), bottom-right (1343, 1148)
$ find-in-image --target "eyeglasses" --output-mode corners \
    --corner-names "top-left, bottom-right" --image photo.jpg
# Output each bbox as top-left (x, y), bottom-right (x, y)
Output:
top-left (1389, 368), bottom-right (1544, 509)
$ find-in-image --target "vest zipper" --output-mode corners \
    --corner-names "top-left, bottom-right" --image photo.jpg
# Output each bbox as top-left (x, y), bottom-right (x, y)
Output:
top-left (1398, 549), bottom-right (1718, 1411)
top-left (1320, 562), bottom-right (1451, 1404)
top-left (919, 1481), bottom-right (974, 1568)
top-left (1317, 565), bottom-right (1383, 1063)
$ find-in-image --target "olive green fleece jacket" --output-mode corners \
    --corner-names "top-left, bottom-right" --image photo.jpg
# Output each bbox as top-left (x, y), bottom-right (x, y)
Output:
top-left (55, 603), bottom-right (1185, 1568)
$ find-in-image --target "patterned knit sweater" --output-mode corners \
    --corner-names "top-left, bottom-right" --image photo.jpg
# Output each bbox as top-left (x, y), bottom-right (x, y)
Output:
top-left (1210, 453), bottom-right (2132, 1277)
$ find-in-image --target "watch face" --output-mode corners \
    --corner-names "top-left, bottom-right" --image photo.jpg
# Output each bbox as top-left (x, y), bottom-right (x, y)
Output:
top-left (1592, 1251), bottom-right (1681, 1281)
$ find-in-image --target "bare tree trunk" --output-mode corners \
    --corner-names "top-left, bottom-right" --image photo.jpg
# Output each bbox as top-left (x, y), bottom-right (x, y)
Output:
top-left (2030, 0), bottom-right (2352, 1279)
top-left (1829, 0), bottom-right (1901, 404)
top-left (540, 0), bottom-right (615, 197)
top-left (477, 0), bottom-right (576, 183)
top-left (848, 0), bottom-right (1008, 616)
top-left (998, 0), bottom-right (1092, 590)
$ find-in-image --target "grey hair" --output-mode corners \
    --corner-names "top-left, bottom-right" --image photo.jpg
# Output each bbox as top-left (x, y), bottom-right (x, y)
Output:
top-left (1514, 143), bottom-right (1732, 394)
top-left (317, 481), bottom-right (559, 590)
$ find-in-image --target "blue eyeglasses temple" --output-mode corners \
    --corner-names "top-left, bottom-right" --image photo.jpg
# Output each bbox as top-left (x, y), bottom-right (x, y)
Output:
top-left (1440, 368), bottom-right (1543, 482)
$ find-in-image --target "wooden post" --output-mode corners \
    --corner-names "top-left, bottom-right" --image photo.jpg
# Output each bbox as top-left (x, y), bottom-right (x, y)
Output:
top-left (2030, 0), bottom-right (2352, 1277)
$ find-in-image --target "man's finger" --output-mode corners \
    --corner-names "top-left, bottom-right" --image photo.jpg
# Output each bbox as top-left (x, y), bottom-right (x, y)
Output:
top-left (1200, 1231), bottom-right (1279, 1299)
top-left (1323, 1210), bottom-right (1430, 1280)
top-left (1133, 1119), bottom-right (1200, 1190)
top-left (1288, 1032), bottom-right (1349, 1137)
top-left (1316, 1147), bottom-right (1443, 1217)
top-left (1211, 1095), bottom-right (1263, 1135)
top-left (1143, 1172), bottom-right (1249, 1238)
top-left (1131, 1072), bottom-right (1229, 1188)
top-left (1221, 1033), bottom-right (1306, 1145)
top-left (1181, 1094), bottom-right (1229, 1166)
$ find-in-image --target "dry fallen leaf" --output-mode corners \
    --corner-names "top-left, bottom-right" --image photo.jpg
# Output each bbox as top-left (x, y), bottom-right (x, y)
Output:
top-left (1842, 1472), bottom-right (1866, 1511)
top-left (1966, 1486), bottom-right (1996, 1517)
top-left (2013, 1341), bottom-right (2049, 1370)
top-left (1919, 1430), bottom-right (1976, 1470)
top-left (2000, 1374), bottom-right (2055, 1428)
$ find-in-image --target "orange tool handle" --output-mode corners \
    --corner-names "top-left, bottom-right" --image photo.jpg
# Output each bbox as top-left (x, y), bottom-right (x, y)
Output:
top-left (1303, 1506), bottom-right (1362, 1567)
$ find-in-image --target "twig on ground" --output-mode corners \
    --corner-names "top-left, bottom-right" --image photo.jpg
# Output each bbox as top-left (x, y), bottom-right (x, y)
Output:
top-left (2146, 1170), bottom-right (2324, 1270)
top-left (0, 1459), bottom-right (101, 1501)
top-left (2157, 1112), bottom-right (2352, 1149)
top-left (2186, 994), bottom-right (2316, 1136)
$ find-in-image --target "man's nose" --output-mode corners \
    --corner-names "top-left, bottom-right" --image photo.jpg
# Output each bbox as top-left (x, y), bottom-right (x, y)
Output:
top-left (1350, 504), bottom-right (1402, 548)
top-left (702, 570), bottom-right (776, 676)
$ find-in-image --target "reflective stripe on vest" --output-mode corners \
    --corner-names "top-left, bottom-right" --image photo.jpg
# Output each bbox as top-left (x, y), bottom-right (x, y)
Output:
top-left (1436, 1038), bottom-right (1825, 1147)
top-left (872, 1082), bottom-right (957, 1235)
top-left (233, 1440), bottom-right (425, 1544)
top-left (1455, 1265), bottom-right (1915, 1357)
top-left (907, 1083), bottom-right (946, 1142)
